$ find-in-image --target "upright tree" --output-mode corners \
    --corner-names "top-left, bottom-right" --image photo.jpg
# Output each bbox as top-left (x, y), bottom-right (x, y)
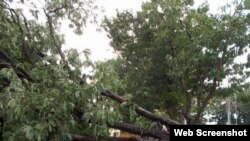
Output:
top-left (103, 0), bottom-right (250, 124)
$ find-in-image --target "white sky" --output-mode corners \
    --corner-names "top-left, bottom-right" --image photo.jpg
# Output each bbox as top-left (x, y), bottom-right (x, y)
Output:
top-left (62, 0), bottom-right (235, 62)
top-left (61, 0), bottom-right (150, 62)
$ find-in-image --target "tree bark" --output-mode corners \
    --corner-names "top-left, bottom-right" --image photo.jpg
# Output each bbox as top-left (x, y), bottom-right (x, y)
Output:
top-left (101, 91), bottom-right (179, 126)
top-left (0, 48), bottom-right (34, 82)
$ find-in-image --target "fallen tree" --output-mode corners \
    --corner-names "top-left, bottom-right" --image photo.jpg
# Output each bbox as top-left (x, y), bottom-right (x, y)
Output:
top-left (98, 91), bottom-right (180, 141)
top-left (0, 1), bottom-right (178, 140)
top-left (70, 91), bottom-right (174, 141)
top-left (101, 91), bottom-right (179, 126)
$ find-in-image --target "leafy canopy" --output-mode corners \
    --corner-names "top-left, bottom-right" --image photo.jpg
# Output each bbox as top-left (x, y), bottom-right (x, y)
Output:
top-left (0, 0), bottom-right (119, 140)
top-left (103, 0), bottom-right (250, 124)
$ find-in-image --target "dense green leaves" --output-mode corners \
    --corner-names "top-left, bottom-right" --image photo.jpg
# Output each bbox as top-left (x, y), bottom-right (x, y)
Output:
top-left (103, 0), bottom-right (250, 124)
top-left (0, 0), bottom-right (118, 140)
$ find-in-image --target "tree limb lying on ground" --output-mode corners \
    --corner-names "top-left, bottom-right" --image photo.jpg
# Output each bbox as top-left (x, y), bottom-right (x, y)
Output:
top-left (71, 91), bottom-right (172, 141)
top-left (71, 124), bottom-right (169, 141)
top-left (101, 91), bottom-right (179, 126)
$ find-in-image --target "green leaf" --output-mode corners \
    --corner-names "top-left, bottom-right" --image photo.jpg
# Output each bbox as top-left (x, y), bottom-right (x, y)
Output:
top-left (149, 122), bottom-right (158, 130)
top-left (244, 0), bottom-right (250, 9)
top-left (7, 99), bottom-right (16, 108)
top-left (23, 125), bottom-right (34, 140)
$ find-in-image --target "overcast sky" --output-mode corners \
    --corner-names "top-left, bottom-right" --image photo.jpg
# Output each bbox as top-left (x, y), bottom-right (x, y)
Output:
top-left (61, 0), bottom-right (235, 62)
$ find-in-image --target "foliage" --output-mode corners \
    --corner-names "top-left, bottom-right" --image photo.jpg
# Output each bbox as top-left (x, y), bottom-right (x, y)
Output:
top-left (103, 0), bottom-right (250, 124)
top-left (0, 0), bottom-right (119, 140)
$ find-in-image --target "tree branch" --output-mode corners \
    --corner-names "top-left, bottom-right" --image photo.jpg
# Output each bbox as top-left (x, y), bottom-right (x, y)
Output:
top-left (0, 49), bottom-right (34, 82)
top-left (180, 78), bottom-right (192, 124)
top-left (44, 9), bottom-right (70, 70)
top-left (101, 91), bottom-right (179, 126)
top-left (72, 120), bottom-right (170, 141)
